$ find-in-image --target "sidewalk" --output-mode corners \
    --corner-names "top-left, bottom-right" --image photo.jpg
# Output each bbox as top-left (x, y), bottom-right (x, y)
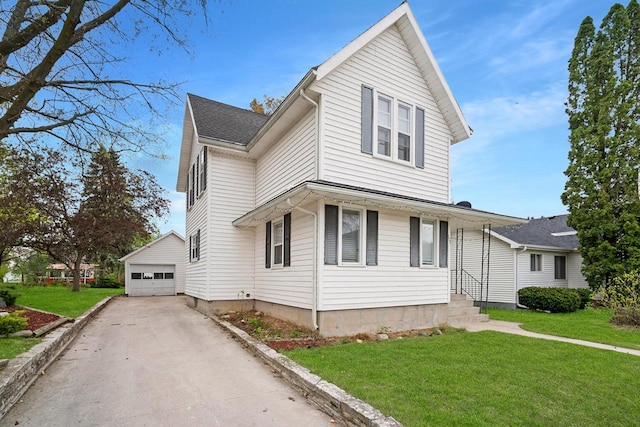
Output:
top-left (453, 319), bottom-right (640, 357)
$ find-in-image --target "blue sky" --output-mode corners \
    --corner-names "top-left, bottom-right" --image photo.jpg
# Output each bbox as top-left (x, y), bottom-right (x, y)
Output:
top-left (123, 0), bottom-right (614, 236)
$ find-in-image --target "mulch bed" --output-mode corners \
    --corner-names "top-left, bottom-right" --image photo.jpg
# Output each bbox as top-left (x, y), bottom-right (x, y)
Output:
top-left (4, 307), bottom-right (62, 331)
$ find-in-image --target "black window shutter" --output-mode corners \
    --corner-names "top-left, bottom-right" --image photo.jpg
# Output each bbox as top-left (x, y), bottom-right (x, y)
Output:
top-left (415, 107), bottom-right (425, 169)
top-left (195, 156), bottom-right (200, 196)
top-left (265, 221), bottom-right (272, 269)
top-left (284, 213), bottom-right (291, 267)
top-left (366, 210), bottom-right (378, 266)
top-left (439, 220), bottom-right (448, 268)
top-left (361, 85), bottom-right (374, 154)
top-left (196, 229), bottom-right (201, 260)
top-left (189, 234), bottom-right (192, 262)
top-left (410, 216), bottom-right (420, 267)
top-left (202, 147), bottom-right (207, 190)
top-left (324, 205), bottom-right (339, 265)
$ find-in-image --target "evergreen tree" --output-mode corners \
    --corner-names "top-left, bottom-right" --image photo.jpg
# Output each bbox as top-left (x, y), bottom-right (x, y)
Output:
top-left (562, 0), bottom-right (640, 289)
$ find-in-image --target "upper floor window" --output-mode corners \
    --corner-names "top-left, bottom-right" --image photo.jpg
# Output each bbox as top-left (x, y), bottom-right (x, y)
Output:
top-left (198, 147), bottom-right (207, 195)
top-left (362, 85), bottom-right (425, 168)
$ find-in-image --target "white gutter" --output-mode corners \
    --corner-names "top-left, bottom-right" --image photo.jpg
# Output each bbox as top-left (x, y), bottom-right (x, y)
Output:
top-left (515, 246), bottom-right (528, 309)
top-left (286, 198), bottom-right (319, 330)
top-left (299, 89), bottom-right (320, 180)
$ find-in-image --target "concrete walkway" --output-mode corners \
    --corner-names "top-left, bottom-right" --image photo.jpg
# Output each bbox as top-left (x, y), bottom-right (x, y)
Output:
top-left (0, 296), bottom-right (333, 427)
top-left (453, 319), bottom-right (640, 357)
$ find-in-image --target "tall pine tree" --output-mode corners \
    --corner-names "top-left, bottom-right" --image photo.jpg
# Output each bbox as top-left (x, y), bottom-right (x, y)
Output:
top-left (562, 0), bottom-right (640, 289)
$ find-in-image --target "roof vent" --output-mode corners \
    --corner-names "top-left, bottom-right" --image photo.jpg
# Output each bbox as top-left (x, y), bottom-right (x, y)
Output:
top-left (456, 201), bottom-right (472, 208)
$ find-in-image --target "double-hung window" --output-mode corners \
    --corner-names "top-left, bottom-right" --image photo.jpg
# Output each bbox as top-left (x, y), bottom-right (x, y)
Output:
top-left (324, 205), bottom-right (378, 266)
top-left (410, 217), bottom-right (448, 268)
top-left (189, 229), bottom-right (200, 262)
top-left (272, 219), bottom-right (284, 267)
top-left (530, 254), bottom-right (542, 271)
top-left (198, 147), bottom-right (207, 195)
top-left (375, 93), bottom-right (413, 164)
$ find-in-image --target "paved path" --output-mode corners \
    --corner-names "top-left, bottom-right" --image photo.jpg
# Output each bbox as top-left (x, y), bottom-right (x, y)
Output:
top-left (453, 319), bottom-right (640, 356)
top-left (1, 296), bottom-right (333, 427)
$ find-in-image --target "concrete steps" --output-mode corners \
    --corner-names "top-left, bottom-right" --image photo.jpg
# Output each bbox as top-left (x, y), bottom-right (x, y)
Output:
top-left (447, 293), bottom-right (488, 326)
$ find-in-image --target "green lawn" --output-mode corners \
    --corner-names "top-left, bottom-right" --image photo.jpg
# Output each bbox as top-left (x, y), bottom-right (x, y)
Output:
top-left (0, 337), bottom-right (41, 359)
top-left (488, 307), bottom-right (640, 350)
top-left (2, 284), bottom-right (123, 318)
top-left (286, 331), bottom-right (640, 426)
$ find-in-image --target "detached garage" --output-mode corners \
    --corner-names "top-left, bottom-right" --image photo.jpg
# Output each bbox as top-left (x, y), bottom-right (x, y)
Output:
top-left (120, 231), bottom-right (185, 296)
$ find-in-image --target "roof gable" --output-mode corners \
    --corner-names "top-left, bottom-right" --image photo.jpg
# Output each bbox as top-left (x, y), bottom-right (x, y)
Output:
top-left (492, 215), bottom-right (578, 250)
top-left (119, 231), bottom-right (185, 262)
top-left (315, 2), bottom-right (471, 143)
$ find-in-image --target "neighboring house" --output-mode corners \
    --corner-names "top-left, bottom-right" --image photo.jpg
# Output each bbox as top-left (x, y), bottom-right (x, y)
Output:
top-left (45, 263), bottom-right (96, 285)
top-left (176, 3), bottom-right (524, 336)
top-left (120, 231), bottom-right (186, 296)
top-left (453, 215), bottom-right (589, 309)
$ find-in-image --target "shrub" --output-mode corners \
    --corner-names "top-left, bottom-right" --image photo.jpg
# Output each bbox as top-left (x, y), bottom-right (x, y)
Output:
top-left (91, 276), bottom-right (122, 289)
top-left (518, 287), bottom-right (581, 313)
top-left (0, 288), bottom-right (18, 306)
top-left (0, 311), bottom-right (28, 335)
top-left (574, 288), bottom-right (592, 309)
top-left (598, 271), bottom-right (640, 327)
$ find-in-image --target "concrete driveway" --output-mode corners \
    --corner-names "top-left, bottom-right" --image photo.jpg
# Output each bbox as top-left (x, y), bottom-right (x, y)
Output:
top-left (0, 296), bottom-right (334, 427)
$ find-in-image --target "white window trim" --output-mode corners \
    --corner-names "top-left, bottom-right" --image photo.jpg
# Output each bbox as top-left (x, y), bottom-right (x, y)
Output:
top-left (271, 217), bottom-right (284, 269)
top-left (197, 147), bottom-right (207, 197)
top-left (190, 230), bottom-right (200, 263)
top-left (338, 204), bottom-right (366, 267)
top-left (372, 89), bottom-right (415, 167)
top-left (420, 216), bottom-right (438, 268)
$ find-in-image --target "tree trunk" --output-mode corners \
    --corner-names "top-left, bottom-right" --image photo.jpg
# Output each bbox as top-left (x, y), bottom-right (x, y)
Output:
top-left (72, 262), bottom-right (81, 292)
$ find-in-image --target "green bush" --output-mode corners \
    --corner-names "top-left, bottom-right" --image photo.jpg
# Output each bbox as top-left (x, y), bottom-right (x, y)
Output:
top-left (0, 311), bottom-right (28, 335)
top-left (518, 287), bottom-right (581, 313)
top-left (598, 271), bottom-right (640, 327)
top-left (575, 288), bottom-right (592, 309)
top-left (91, 276), bottom-right (122, 289)
top-left (0, 288), bottom-right (18, 306)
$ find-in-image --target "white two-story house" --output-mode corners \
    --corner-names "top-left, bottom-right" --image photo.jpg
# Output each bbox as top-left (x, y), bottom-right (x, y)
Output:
top-left (176, 2), bottom-right (524, 336)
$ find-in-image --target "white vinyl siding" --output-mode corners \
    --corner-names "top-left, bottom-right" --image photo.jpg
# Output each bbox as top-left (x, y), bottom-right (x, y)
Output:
top-left (567, 252), bottom-right (589, 289)
top-left (321, 208), bottom-right (448, 311)
top-left (255, 208), bottom-right (315, 309)
top-left (450, 230), bottom-right (515, 305)
top-left (208, 153), bottom-right (256, 300)
top-left (517, 250), bottom-right (569, 289)
top-left (313, 24), bottom-right (451, 202)
top-left (255, 111), bottom-right (315, 206)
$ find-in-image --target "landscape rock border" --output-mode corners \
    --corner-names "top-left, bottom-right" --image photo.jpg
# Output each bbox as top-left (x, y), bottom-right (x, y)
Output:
top-left (210, 315), bottom-right (403, 427)
top-left (0, 296), bottom-right (116, 419)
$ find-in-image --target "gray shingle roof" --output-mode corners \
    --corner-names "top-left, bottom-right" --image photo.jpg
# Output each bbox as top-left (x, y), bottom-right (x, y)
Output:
top-left (188, 93), bottom-right (268, 146)
top-left (493, 214), bottom-right (577, 250)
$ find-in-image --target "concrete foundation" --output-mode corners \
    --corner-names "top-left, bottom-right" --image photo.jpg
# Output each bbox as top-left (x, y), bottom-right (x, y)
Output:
top-left (189, 297), bottom-right (450, 337)
top-left (186, 297), bottom-right (253, 316)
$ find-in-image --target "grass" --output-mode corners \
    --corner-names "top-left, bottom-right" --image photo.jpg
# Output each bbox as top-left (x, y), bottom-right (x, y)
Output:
top-left (0, 337), bottom-right (41, 359)
top-left (2, 284), bottom-right (123, 318)
top-left (286, 331), bottom-right (640, 426)
top-left (488, 307), bottom-right (640, 350)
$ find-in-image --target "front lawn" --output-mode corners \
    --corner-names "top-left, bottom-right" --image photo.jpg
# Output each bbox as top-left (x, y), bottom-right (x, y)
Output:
top-left (488, 307), bottom-right (640, 350)
top-left (286, 331), bottom-right (640, 426)
top-left (0, 337), bottom-right (41, 360)
top-left (2, 284), bottom-right (123, 318)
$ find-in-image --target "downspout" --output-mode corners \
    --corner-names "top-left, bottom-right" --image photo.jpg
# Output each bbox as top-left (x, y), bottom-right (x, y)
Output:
top-left (299, 89), bottom-right (320, 180)
top-left (515, 246), bottom-right (528, 309)
top-left (287, 198), bottom-right (319, 330)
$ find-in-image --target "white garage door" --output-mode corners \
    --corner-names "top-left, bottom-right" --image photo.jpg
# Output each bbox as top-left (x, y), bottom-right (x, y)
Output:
top-left (129, 264), bottom-right (176, 296)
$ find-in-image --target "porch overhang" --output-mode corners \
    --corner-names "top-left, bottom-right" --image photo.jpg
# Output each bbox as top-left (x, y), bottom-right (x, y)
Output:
top-left (232, 180), bottom-right (526, 229)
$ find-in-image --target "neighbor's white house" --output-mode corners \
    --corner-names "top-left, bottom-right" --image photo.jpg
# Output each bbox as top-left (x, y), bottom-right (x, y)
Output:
top-left (454, 215), bottom-right (589, 309)
top-left (176, 3), bottom-right (524, 335)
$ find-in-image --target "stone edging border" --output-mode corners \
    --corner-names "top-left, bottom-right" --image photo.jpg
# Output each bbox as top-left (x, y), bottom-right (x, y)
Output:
top-left (209, 315), bottom-right (403, 427)
top-left (0, 295), bottom-right (116, 419)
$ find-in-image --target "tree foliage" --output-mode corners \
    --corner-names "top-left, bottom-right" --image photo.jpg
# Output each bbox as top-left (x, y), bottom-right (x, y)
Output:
top-left (0, 0), bottom-right (208, 153)
top-left (250, 94), bottom-right (285, 116)
top-left (562, 0), bottom-right (640, 289)
top-left (24, 146), bottom-right (169, 291)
